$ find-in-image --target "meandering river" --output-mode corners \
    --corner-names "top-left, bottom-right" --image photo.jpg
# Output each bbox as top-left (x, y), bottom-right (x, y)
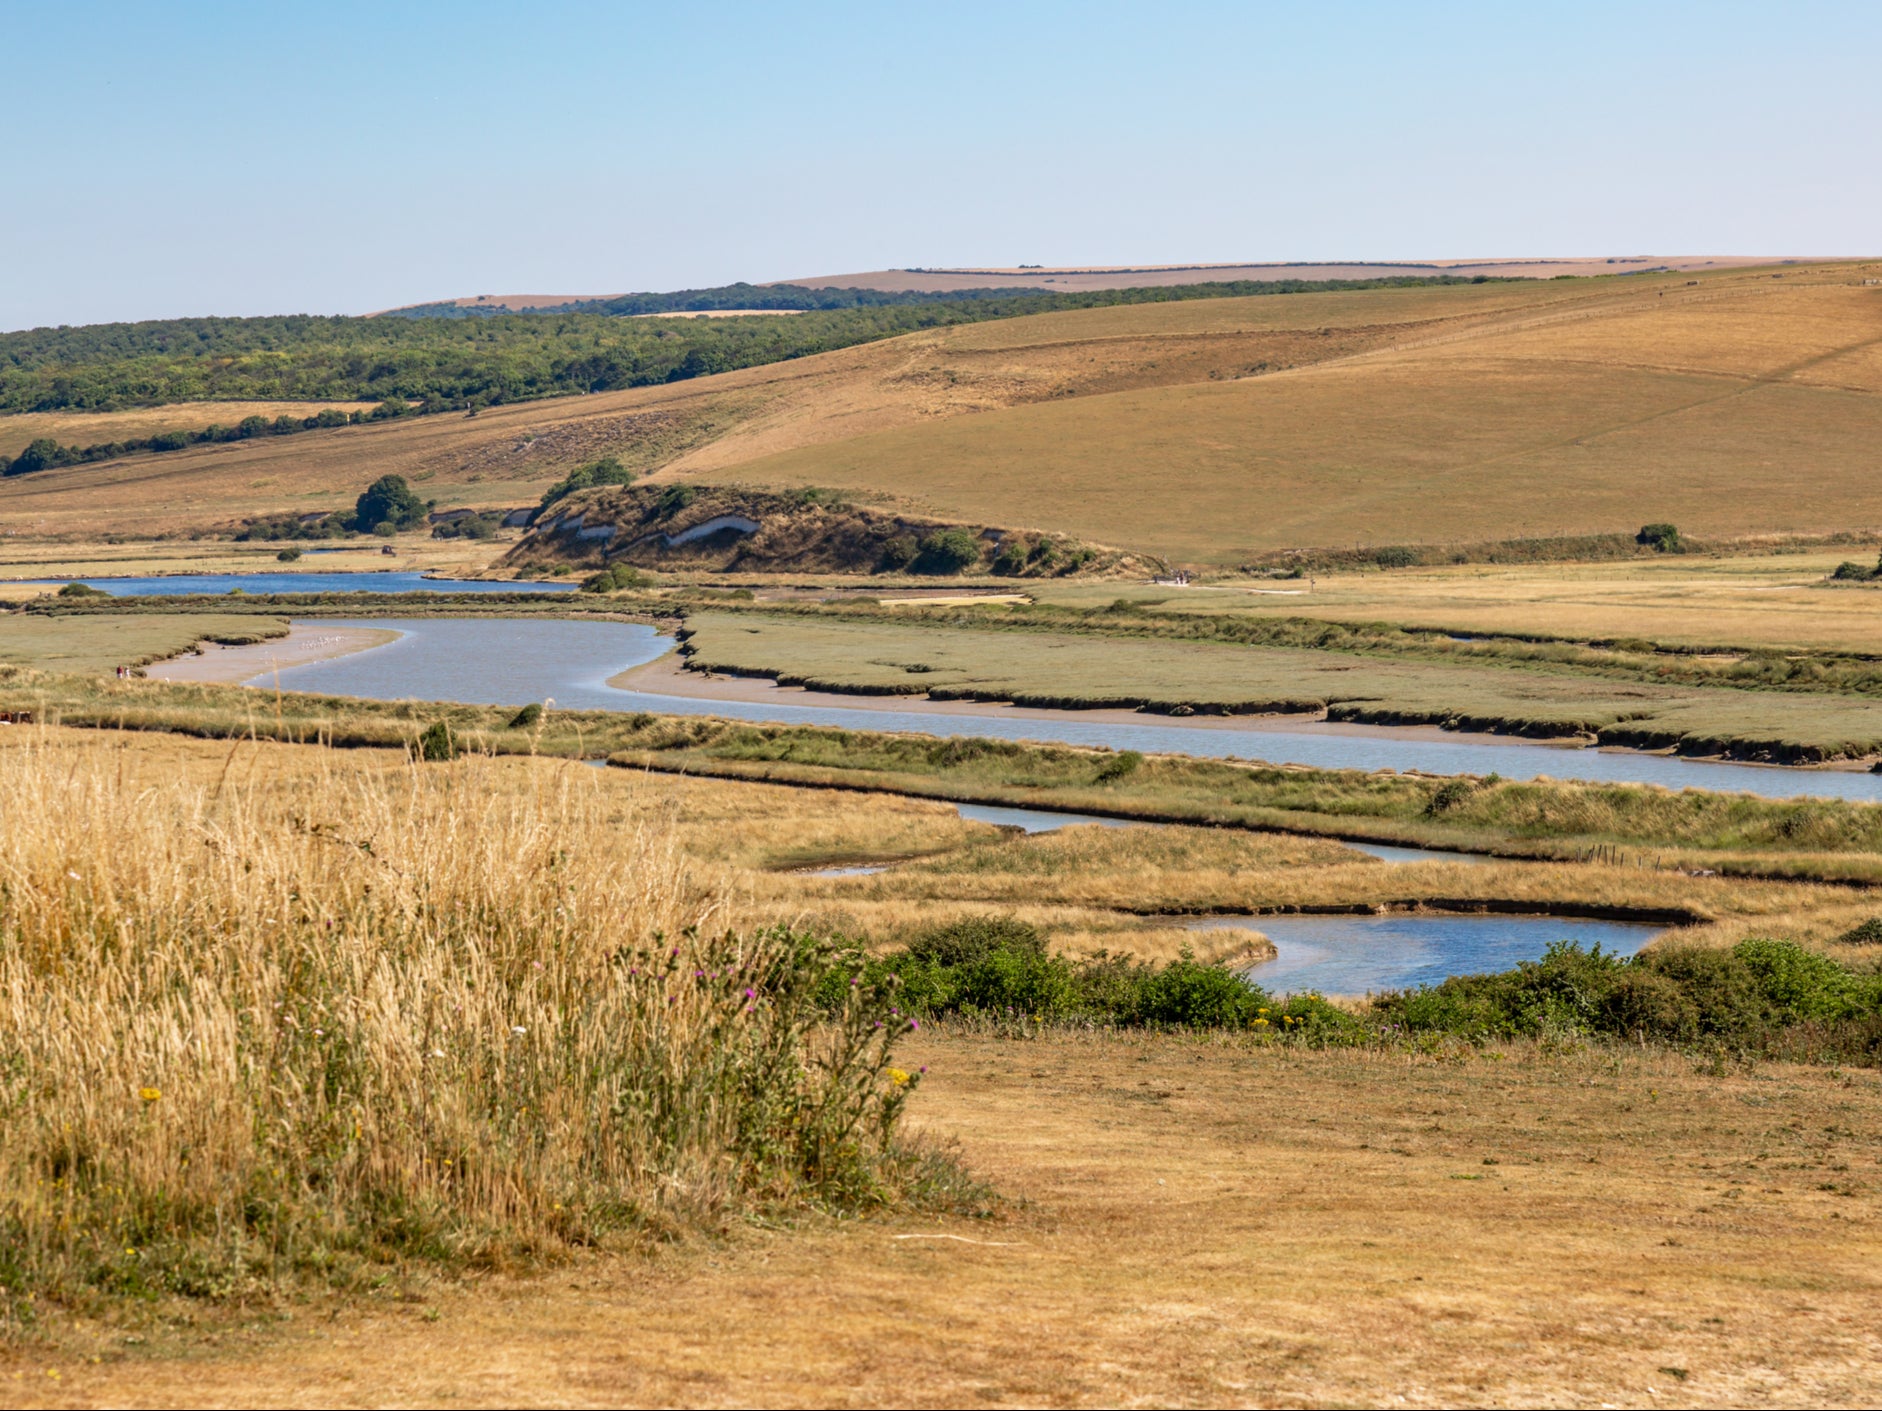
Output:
top-left (247, 618), bottom-right (1882, 803)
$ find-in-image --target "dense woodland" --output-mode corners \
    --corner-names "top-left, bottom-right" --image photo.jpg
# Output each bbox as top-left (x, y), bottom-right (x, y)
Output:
top-left (0, 276), bottom-right (1498, 416)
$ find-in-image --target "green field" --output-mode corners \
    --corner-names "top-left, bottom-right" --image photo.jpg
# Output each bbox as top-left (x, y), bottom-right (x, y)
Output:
top-left (675, 608), bottom-right (1882, 762)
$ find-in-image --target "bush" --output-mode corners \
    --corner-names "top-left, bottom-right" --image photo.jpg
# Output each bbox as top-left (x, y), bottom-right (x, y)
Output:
top-left (991, 538), bottom-right (1031, 576)
top-left (414, 720), bottom-right (457, 762)
top-left (878, 535), bottom-right (919, 571)
top-left (1836, 918), bottom-right (1882, 946)
top-left (580, 563), bottom-right (651, 594)
top-left (1831, 560), bottom-right (1873, 581)
top-left (1373, 545), bottom-right (1419, 569)
top-left (1378, 938), bottom-right (1882, 1049)
top-left (1636, 522), bottom-right (1682, 552)
top-left (1094, 749), bottom-right (1143, 784)
top-left (276, 547), bottom-right (303, 562)
top-left (56, 582), bottom-right (106, 598)
top-left (508, 703), bottom-right (544, 729)
top-left (913, 528), bottom-right (983, 575)
top-left (536, 456), bottom-right (635, 514)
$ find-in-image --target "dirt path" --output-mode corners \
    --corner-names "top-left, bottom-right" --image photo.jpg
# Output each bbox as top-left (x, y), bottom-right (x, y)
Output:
top-left (10, 1033), bottom-right (1879, 1408)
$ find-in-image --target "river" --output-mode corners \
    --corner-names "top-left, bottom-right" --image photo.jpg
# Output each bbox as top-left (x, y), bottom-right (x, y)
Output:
top-left (240, 618), bottom-right (1882, 803)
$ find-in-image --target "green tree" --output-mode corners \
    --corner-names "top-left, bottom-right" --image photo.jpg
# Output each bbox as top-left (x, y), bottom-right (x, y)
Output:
top-left (354, 474), bottom-right (429, 532)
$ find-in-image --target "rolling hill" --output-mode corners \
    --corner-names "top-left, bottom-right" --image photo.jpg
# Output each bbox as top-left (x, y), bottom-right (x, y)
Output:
top-left (3, 261), bottom-right (1878, 561)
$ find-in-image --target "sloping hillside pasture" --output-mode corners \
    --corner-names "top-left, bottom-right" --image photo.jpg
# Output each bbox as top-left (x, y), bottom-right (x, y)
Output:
top-left (719, 267), bottom-right (1882, 562)
top-left (7, 263), bottom-right (1878, 556)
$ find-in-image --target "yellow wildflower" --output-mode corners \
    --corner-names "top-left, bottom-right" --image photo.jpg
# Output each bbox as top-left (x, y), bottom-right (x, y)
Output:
top-left (137, 1086), bottom-right (161, 1103)
top-left (886, 1067), bottom-right (912, 1086)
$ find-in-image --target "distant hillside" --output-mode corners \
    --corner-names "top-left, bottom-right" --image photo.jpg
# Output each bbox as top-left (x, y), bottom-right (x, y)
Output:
top-left (776, 256), bottom-right (1801, 294)
top-left (7, 261), bottom-right (1880, 563)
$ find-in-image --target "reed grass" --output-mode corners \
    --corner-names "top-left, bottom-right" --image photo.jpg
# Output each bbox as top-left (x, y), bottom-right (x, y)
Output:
top-left (0, 730), bottom-right (934, 1328)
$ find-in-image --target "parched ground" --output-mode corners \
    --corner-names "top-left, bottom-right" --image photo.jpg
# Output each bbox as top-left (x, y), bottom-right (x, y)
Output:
top-left (12, 1032), bottom-right (1878, 1409)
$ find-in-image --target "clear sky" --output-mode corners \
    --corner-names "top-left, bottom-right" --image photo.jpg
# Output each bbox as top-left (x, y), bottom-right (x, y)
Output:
top-left (3, 0), bottom-right (1876, 329)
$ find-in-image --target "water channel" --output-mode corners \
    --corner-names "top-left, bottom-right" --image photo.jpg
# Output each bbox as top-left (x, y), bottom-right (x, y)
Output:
top-left (254, 618), bottom-right (1882, 803)
top-left (32, 572), bottom-right (571, 596)
top-left (1183, 913), bottom-right (1660, 996)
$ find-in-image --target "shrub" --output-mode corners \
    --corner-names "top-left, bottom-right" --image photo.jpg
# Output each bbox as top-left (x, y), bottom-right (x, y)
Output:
top-left (580, 563), bottom-right (651, 594)
top-left (1094, 749), bottom-right (1144, 784)
top-left (276, 547), bottom-right (303, 562)
top-left (56, 582), bottom-right (106, 598)
top-left (653, 484), bottom-right (697, 519)
top-left (1831, 560), bottom-right (1873, 581)
top-left (913, 529), bottom-right (983, 575)
top-left (536, 456), bottom-right (635, 513)
top-left (508, 702), bottom-right (544, 729)
top-left (1373, 545), bottom-right (1419, 569)
top-left (414, 720), bottom-right (457, 761)
top-left (878, 535), bottom-right (919, 571)
top-left (1836, 917), bottom-right (1882, 946)
top-left (991, 538), bottom-right (1030, 576)
top-left (1636, 522), bottom-right (1682, 552)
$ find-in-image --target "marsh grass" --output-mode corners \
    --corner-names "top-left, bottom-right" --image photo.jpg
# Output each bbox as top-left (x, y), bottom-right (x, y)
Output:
top-left (0, 731), bottom-right (931, 1328)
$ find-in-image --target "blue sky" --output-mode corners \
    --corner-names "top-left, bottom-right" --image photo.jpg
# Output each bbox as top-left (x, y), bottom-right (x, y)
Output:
top-left (3, 0), bottom-right (1876, 328)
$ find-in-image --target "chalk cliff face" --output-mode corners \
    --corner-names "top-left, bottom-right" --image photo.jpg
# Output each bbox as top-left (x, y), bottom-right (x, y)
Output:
top-left (497, 483), bottom-right (1145, 578)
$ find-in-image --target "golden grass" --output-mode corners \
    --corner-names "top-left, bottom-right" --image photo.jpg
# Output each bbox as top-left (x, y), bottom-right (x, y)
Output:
top-left (14, 263), bottom-right (1876, 553)
top-left (712, 264), bottom-right (1882, 562)
top-left (20, 1033), bottom-right (1882, 1406)
top-left (0, 402), bottom-right (376, 458)
top-left (0, 729), bottom-right (931, 1321)
top-left (0, 535), bottom-right (513, 590)
top-left (1038, 553), bottom-right (1882, 655)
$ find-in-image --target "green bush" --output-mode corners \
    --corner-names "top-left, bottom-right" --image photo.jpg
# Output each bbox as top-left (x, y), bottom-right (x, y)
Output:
top-left (508, 703), bottom-right (544, 729)
top-left (56, 582), bottom-right (106, 598)
top-left (536, 456), bottom-right (634, 514)
top-left (1378, 938), bottom-right (1882, 1048)
top-left (414, 721), bottom-right (457, 761)
top-left (580, 563), bottom-right (651, 594)
top-left (1094, 749), bottom-right (1144, 783)
top-left (878, 535), bottom-right (919, 571)
top-left (1836, 917), bottom-right (1882, 946)
top-left (1831, 560), bottom-right (1874, 581)
top-left (275, 547), bottom-right (303, 562)
top-left (1636, 522), bottom-right (1682, 552)
top-left (913, 529), bottom-right (983, 575)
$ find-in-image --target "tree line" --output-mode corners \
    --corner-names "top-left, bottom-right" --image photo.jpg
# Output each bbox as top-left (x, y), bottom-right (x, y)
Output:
top-left (1, 276), bottom-right (1504, 416)
top-left (1, 401), bottom-right (414, 477)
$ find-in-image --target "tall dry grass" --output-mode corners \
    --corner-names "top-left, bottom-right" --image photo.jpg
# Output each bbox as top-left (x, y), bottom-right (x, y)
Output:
top-left (0, 732), bottom-right (927, 1323)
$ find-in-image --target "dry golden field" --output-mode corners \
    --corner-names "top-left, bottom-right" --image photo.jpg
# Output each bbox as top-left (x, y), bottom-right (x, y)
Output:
top-left (0, 402), bottom-right (375, 460)
top-left (10, 1033), bottom-right (1879, 1408)
top-left (7, 262), bottom-right (1879, 558)
top-left (1037, 554), bottom-right (1882, 655)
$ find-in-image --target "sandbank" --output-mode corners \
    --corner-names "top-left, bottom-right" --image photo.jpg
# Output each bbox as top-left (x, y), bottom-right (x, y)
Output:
top-left (147, 624), bottom-right (400, 685)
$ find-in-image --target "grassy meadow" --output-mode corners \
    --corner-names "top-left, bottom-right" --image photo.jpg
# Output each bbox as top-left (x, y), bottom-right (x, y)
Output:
top-left (675, 607), bottom-right (1882, 761)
